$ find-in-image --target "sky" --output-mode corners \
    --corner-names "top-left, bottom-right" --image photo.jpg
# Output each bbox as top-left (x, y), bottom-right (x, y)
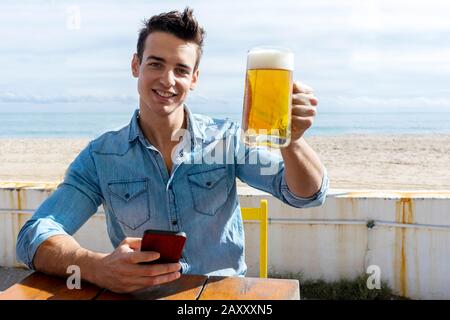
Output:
top-left (1, 0), bottom-right (450, 114)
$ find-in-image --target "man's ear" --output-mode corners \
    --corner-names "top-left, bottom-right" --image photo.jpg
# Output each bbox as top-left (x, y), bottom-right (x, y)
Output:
top-left (190, 69), bottom-right (200, 90)
top-left (131, 53), bottom-right (140, 78)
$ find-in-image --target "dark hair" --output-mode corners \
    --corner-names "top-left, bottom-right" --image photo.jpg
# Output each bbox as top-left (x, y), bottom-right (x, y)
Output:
top-left (136, 7), bottom-right (206, 70)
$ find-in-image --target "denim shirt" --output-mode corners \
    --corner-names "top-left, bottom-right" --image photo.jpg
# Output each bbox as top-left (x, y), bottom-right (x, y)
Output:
top-left (16, 105), bottom-right (329, 276)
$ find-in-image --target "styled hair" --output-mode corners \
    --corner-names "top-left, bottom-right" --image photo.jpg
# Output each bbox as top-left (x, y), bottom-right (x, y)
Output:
top-left (136, 7), bottom-right (206, 69)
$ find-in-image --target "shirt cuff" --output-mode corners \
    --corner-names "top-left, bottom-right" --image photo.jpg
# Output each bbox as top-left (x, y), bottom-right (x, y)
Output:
top-left (280, 166), bottom-right (329, 208)
top-left (179, 258), bottom-right (190, 274)
top-left (16, 218), bottom-right (69, 270)
top-left (27, 231), bottom-right (69, 269)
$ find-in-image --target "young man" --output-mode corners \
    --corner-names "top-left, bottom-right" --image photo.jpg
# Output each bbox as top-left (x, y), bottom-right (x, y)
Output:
top-left (16, 8), bottom-right (328, 293)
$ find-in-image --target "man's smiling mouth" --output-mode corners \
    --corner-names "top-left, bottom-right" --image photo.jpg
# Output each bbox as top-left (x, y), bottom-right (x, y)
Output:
top-left (152, 89), bottom-right (177, 98)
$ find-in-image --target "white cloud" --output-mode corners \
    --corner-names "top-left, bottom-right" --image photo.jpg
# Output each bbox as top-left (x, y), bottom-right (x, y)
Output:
top-left (1, 0), bottom-right (450, 112)
top-left (0, 92), bottom-right (137, 104)
top-left (327, 96), bottom-right (450, 109)
top-left (349, 0), bottom-right (450, 32)
top-left (348, 49), bottom-right (450, 75)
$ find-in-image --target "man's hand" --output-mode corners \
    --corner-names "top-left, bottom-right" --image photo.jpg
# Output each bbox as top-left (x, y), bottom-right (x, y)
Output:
top-left (278, 80), bottom-right (324, 198)
top-left (93, 237), bottom-right (181, 293)
top-left (290, 81), bottom-right (318, 142)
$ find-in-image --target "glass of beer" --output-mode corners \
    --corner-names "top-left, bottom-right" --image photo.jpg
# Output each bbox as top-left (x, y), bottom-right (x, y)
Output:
top-left (242, 46), bottom-right (294, 148)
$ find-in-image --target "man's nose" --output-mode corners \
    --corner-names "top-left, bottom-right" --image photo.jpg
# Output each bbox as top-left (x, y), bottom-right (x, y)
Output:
top-left (160, 69), bottom-right (176, 87)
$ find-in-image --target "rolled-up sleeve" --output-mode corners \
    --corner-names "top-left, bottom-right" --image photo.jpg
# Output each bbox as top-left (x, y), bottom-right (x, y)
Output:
top-left (16, 142), bottom-right (103, 269)
top-left (234, 124), bottom-right (329, 208)
top-left (280, 166), bottom-right (329, 208)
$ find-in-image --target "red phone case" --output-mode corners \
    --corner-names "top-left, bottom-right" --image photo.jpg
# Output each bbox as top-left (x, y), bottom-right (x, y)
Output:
top-left (140, 230), bottom-right (186, 264)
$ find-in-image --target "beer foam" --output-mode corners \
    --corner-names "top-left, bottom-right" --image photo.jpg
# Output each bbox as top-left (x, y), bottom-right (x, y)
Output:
top-left (247, 48), bottom-right (294, 71)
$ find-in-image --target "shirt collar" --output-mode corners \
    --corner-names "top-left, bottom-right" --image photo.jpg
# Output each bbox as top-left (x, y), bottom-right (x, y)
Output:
top-left (128, 108), bottom-right (141, 143)
top-left (128, 104), bottom-right (205, 146)
top-left (184, 104), bottom-right (205, 143)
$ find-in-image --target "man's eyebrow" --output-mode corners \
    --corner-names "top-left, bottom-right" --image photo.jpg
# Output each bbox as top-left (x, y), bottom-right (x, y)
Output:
top-left (176, 63), bottom-right (191, 71)
top-left (146, 55), bottom-right (191, 71)
top-left (146, 55), bottom-right (165, 62)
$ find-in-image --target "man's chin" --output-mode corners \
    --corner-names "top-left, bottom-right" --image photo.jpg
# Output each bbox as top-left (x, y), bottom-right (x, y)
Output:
top-left (141, 100), bottom-right (184, 116)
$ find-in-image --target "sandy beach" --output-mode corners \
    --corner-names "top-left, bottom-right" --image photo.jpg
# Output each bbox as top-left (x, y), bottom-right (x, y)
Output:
top-left (0, 135), bottom-right (449, 190)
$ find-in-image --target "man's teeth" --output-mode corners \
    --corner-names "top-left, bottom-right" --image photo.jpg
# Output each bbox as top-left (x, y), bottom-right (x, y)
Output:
top-left (156, 90), bottom-right (175, 98)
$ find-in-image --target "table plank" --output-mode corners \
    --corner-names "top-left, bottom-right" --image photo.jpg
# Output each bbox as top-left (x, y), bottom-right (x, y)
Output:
top-left (0, 272), bottom-right (102, 300)
top-left (199, 276), bottom-right (300, 300)
top-left (0, 273), bottom-right (300, 300)
top-left (96, 275), bottom-right (208, 300)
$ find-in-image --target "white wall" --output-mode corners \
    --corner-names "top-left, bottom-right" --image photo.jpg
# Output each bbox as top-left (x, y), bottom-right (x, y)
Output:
top-left (1, 182), bottom-right (450, 299)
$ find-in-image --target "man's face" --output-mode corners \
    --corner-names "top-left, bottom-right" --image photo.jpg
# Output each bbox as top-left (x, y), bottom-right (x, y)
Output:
top-left (132, 31), bottom-right (199, 116)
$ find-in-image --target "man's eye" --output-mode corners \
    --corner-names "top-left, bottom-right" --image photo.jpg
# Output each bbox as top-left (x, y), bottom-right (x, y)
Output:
top-left (148, 62), bottom-right (161, 68)
top-left (177, 68), bottom-right (189, 75)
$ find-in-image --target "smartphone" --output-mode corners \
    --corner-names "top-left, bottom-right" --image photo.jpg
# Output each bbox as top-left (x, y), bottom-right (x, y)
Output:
top-left (140, 229), bottom-right (187, 264)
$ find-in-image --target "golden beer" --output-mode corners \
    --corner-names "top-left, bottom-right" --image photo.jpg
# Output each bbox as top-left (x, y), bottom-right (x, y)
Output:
top-left (242, 47), bottom-right (294, 147)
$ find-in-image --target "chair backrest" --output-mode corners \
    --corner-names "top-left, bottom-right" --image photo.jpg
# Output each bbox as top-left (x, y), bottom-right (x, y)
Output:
top-left (241, 199), bottom-right (268, 278)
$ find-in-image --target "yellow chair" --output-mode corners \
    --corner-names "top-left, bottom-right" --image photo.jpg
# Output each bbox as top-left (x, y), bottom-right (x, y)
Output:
top-left (241, 199), bottom-right (268, 278)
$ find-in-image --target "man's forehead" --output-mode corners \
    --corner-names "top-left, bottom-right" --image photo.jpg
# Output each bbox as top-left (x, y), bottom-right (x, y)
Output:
top-left (143, 32), bottom-right (198, 66)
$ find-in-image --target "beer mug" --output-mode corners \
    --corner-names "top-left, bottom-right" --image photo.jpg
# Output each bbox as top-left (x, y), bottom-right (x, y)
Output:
top-left (242, 46), bottom-right (294, 148)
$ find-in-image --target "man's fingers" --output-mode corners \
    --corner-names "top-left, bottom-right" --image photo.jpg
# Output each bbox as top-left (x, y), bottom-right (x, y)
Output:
top-left (126, 271), bottom-right (181, 291)
top-left (110, 271), bottom-right (181, 294)
top-left (293, 81), bottom-right (314, 94)
top-left (120, 237), bottom-right (142, 250)
top-left (292, 105), bottom-right (317, 117)
top-left (143, 271), bottom-right (181, 287)
top-left (128, 250), bottom-right (160, 264)
top-left (139, 262), bottom-right (182, 277)
top-left (292, 93), bottom-right (318, 106)
top-left (291, 115), bottom-right (314, 130)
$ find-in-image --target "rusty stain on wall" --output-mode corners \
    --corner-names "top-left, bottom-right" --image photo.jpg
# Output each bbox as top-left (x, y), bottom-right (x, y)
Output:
top-left (8, 191), bottom-right (15, 210)
top-left (396, 197), bottom-right (414, 225)
top-left (394, 197), bottom-right (415, 297)
top-left (350, 197), bottom-right (358, 217)
top-left (17, 189), bottom-right (22, 211)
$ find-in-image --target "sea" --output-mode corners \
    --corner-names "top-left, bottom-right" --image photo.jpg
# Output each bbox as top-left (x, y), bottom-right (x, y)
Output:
top-left (1, 106), bottom-right (450, 138)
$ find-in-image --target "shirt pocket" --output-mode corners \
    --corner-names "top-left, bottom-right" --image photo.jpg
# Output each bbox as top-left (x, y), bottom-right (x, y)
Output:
top-left (188, 167), bottom-right (228, 216)
top-left (107, 178), bottom-right (150, 230)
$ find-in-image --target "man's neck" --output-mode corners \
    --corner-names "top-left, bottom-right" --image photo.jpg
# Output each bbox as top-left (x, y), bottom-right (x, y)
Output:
top-left (138, 104), bottom-right (187, 152)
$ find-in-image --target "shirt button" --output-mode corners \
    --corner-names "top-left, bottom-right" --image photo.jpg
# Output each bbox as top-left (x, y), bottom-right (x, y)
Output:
top-left (124, 193), bottom-right (130, 199)
top-left (206, 181), bottom-right (212, 187)
top-left (172, 220), bottom-right (178, 226)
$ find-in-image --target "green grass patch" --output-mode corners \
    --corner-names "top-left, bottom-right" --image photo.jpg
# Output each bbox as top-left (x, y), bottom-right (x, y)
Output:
top-left (269, 271), bottom-right (409, 300)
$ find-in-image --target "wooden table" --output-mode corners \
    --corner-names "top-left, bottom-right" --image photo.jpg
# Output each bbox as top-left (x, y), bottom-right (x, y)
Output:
top-left (0, 272), bottom-right (300, 300)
